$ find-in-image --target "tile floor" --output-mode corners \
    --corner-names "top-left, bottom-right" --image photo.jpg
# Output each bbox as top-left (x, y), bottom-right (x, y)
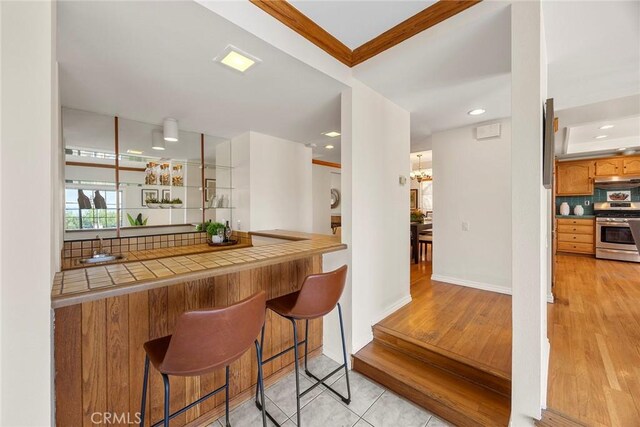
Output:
top-left (208, 355), bottom-right (451, 427)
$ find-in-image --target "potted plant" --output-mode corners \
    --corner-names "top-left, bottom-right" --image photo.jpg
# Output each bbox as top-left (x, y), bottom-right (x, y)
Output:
top-left (146, 197), bottom-right (160, 208)
top-left (410, 209), bottom-right (425, 223)
top-left (126, 213), bottom-right (148, 226)
top-left (159, 197), bottom-right (172, 208)
top-left (206, 221), bottom-right (226, 244)
top-left (171, 197), bottom-right (183, 208)
top-left (195, 220), bottom-right (212, 232)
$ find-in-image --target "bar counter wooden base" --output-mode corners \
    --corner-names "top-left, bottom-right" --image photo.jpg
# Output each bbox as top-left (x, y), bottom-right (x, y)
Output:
top-left (54, 256), bottom-right (324, 427)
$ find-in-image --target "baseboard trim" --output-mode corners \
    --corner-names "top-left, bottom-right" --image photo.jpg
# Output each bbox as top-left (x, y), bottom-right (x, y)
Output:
top-left (372, 294), bottom-right (413, 325)
top-left (431, 274), bottom-right (511, 295)
top-left (352, 294), bottom-right (413, 354)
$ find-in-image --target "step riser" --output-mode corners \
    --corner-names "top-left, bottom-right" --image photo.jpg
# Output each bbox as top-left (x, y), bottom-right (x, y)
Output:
top-left (353, 356), bottom-right (485, 427)
top-left (373, 328), bottom-right (511, 397)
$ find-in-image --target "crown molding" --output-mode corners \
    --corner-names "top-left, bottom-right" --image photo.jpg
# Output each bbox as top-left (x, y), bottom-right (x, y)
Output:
top-left (250, 0), bottom-right (482, 68)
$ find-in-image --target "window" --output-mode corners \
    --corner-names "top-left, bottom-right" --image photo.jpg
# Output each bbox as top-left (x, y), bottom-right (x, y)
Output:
top-left (65, 188), bottom-right (120, 230)
top-left (421, 180), bottom-right (433, 212)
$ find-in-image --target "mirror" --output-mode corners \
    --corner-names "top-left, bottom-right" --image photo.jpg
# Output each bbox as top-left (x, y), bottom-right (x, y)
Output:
top-left (203, 134), bottom-right (233, 226)
top-left (63, 108), bottom-right (118, 239)
top-left (118, 118), bottom-right (204, 233)
top-left (62, 110), bottom-right (233, 240)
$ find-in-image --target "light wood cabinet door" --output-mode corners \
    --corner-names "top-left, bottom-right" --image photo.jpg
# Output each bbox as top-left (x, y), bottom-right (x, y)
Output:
top-left (595, 158), bottom-right (623, 176)
top-left (556, 161), bottom-right (593, 195)
top-left (623, 157), bottom-right (640, 175)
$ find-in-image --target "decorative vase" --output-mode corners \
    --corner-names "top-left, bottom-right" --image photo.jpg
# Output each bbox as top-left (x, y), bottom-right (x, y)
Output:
top-left (559, 202), bottom-right (570, 216)
top-left (574, 205), bottom-right (584, 216)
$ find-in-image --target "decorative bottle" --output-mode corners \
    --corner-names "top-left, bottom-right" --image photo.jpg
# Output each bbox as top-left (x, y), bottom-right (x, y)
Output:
top-left (559, 202), bottom-right (570, 216)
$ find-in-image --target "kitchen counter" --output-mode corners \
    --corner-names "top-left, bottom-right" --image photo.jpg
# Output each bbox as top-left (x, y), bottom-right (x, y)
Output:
top-left (51, 230), bottom-right (345, 308)
top-left (53, 229), bottom-right (345, 427)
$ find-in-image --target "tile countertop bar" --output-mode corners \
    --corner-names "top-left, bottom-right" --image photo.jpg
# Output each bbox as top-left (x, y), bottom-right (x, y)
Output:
top-left (51, 230), bottom-right (346, 308)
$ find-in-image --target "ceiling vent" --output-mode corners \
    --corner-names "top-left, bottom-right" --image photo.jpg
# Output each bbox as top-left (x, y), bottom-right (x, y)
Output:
top-left (476, 123), bottom-right (501, 140)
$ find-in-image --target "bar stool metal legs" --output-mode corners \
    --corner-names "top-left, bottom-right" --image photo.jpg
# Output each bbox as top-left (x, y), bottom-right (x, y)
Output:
top-left (140, 339), bottom-right (267, 427)
top-left (254, 303), bottom-right (351, 427)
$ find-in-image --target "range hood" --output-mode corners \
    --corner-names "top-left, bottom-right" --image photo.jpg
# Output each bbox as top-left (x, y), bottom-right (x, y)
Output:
top-left (594, 175), bottom-right (640, 189)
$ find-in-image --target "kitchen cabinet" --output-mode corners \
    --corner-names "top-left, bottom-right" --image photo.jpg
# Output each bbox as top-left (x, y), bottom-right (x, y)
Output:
top-left (556, 161), bottom-right (594, 196)
top-left (595, 158), bottom-right (623, 176)
top-left (556, 218), bottom-right (594, 255)
top-left (623, 157), bottom-right (640, 175)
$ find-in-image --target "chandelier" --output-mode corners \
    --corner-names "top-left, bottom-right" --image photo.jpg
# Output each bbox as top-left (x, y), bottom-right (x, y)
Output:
top-left (410, 154), bottom-right (432, 182)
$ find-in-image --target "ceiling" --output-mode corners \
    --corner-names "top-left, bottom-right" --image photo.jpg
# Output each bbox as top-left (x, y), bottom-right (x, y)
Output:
top-left (543, 1), bottom-right (640, 111)
top-left (57, 1), bottom-right (345, 160)
top-left (289, 1), bottom-right (436, 49)
top-left (565, 115), bottom-right (640, 155)
top-left (352, 1), bottom-right (511, 146)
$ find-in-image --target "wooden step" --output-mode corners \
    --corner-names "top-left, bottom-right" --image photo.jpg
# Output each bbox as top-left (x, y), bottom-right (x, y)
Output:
top-left (373, 325), bottom-right (511, 397)
top-left (353, 342), bottom-right (510, 427)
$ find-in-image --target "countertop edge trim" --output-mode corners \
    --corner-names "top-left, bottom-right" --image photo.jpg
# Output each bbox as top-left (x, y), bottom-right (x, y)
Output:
top-left (51, 244), bottom-right (347, 309)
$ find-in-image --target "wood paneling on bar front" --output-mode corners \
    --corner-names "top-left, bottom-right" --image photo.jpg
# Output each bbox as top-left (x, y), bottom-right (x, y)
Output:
top-left (54, 256), bottom-right (324, 427)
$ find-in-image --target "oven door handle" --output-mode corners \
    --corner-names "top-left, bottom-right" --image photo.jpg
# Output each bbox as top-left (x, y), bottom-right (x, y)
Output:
top-left (598, 248), bottom-right (638, 254)
top-left (598, 222), bottom-right (631, 227)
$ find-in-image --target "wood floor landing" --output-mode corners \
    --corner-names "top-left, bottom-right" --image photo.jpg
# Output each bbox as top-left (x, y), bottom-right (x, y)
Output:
top-left (353, 262), bottom-right (512, 426)
top-left (377, 262), bottom-right (512, 380)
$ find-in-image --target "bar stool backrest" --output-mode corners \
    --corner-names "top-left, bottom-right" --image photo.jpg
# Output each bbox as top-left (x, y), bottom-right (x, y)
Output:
top-left (290, 265), bottom-right (348, 319)
top-left (160, 291), bottom-right (266, 376)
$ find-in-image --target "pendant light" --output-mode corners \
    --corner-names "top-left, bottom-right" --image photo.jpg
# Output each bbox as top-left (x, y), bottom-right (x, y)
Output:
top-left (163, 118), bottom-right (179, 142)
top-left (151, 129), bottom-right (165, 151)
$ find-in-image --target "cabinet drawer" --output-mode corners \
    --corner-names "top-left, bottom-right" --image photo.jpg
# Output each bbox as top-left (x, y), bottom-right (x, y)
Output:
top-left (557, 224), bottom-right (594, 235)
top-left (558, 233), bottom-right (594, 244)
top-left (557, 218), bottom-right (594, 226)
top-left (558, 241), bottom-right (594, 254)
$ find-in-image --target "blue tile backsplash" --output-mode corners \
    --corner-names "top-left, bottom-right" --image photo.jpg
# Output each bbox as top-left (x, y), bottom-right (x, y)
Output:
top-left (556, 187), bottom-right (640, 215)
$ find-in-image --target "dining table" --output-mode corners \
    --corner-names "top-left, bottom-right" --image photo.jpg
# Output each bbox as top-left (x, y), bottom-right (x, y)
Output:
top-left (411, 221), bottom-right (433, 264)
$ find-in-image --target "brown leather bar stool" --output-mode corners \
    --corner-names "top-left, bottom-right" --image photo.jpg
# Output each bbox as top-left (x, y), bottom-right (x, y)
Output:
top-left (255, 265), bottom-right (351, 426)
top-left (140, 291), bottom-right (267, 427)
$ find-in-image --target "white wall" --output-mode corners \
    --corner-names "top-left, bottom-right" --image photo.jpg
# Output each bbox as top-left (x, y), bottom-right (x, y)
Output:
top-left (250, 132), bottom-right (312, 232)
top-left (511, 1), bottom-right (550, 424)
top-left (431, 119), bottom-right (512, 294)
top-left (343, 82), bottom-right (411, 352)
top-left (312, 164), bottom-right (332, 234)
top-left (0, 1), bottom-right (56, 424)
top-left (312, 164), bottom-right (341, 235)
top-left (230, 131), bottom-right (312, 232)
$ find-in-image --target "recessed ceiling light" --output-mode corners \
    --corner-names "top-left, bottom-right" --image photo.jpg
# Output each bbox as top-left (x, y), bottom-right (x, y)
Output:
top-left (618, 147), bottom-right (627, 151)
top-left (305, 143), bottom-right (317, 148)
top-left (323, 131), bottom-right (341, 138)
top-left (325, 145), bottom-right (334, 149)
top-left (600, 125), bottom-right (614, 130)
top-left (215, 45), bottom-right (260, 73)
top-left (468, 108), bottom-right (486, 116)
top-left (126, 149), bottom-right (143, 155)
top-left (595, 135), bottom-right (608, 139)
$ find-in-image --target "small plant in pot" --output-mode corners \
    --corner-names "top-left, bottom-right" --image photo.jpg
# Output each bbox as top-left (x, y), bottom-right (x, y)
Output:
top-left (146, 197), bottom-right (160, 208)
top-left (206, 222), bottom-right (226, 244)
top-left (170, 197), bottom-right (183, 208)
top-left (410, 209), bottom-right (425, 223)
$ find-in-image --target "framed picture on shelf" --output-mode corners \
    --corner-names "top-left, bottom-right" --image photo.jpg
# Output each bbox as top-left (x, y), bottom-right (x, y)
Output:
top-left (410, 189), bottom-right (418, 209)
top-left (141, 189), bottom-right (158, 206)
top-left (205, 179), bottom-right (216, 202)
top-left (162, 189), bottom-right (171, 201)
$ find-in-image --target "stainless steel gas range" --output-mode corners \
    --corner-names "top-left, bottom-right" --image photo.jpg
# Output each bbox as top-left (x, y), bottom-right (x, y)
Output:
top-left (595, 202), bottom-right (640, 262)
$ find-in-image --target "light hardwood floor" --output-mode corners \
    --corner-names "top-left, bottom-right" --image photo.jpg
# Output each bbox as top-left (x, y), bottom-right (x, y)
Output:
top-left (386, 253), bottom-right (640, 426)
top-left (380, 260), bottom-right (512, 379)
top-left (548, 254), bottom-right (640, 426)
